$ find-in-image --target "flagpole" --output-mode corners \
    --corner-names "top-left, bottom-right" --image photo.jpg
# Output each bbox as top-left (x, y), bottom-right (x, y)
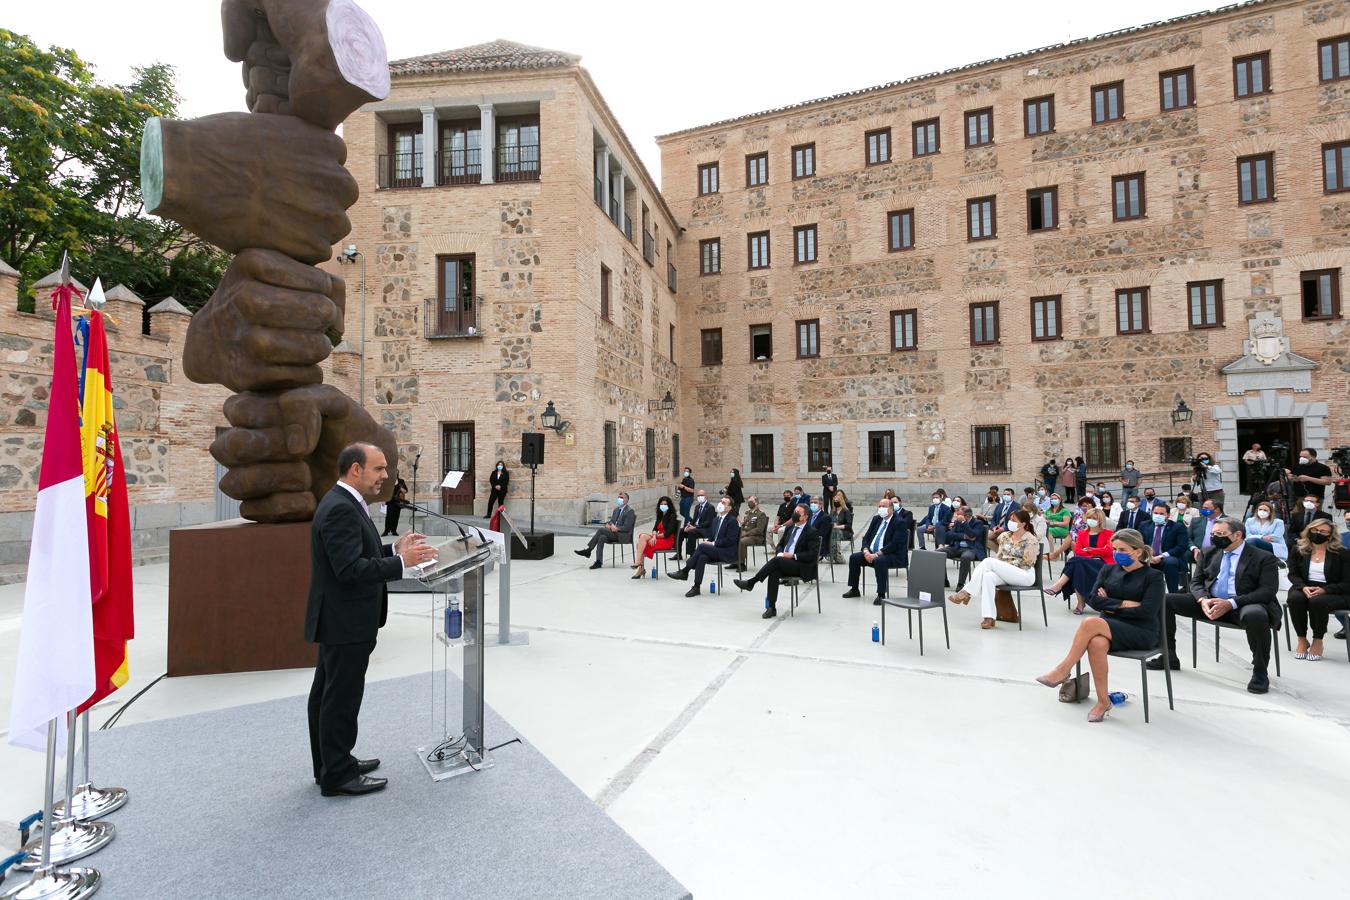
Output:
top-left (54, 713), bottom-right (127, 821)
top-left (15, 712), bottom-right (114, 871)
top-left (0, 719), bottom-right (100, 900)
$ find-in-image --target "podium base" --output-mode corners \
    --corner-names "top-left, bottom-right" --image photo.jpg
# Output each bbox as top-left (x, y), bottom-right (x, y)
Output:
top-left (0, 867), bottom-right (100, 900)
top-left (53, 784), bottom-right (127, 822)
top-left (16, 820), bottom-right (114, 870)
top-left (494, 630), bottom-right (530, 646)
top-left (415, 743), bottom-right (494, 781)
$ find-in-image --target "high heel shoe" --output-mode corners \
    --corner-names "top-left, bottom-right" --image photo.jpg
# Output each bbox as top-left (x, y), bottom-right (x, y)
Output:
top-left (950, 591), bottom-right (970, 605)
top-left (1087, 706), bottom-right (1110, 723)
top-left (630, 568), bottom-right (645, 580)
top-left (1035, 673), bottom-right (1070, 688)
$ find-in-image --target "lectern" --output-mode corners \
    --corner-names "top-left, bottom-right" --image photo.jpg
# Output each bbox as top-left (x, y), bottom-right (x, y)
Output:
top-left (412, 524), bottom-right (501, 780)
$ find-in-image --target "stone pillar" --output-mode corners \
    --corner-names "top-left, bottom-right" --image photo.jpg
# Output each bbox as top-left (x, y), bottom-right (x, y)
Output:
top-left (598, 147), bottom-right (611, 214)
top-left (102, 284), bottom-right (146, 334)
top-left (479, 104), bottom-right (495, 185)
top-left (420, 106), bottom-right (437, 188)
top-left (0, 258), bottom-right (18, 321)
top-left (31, 268), bottom-right (90, 320)
top-left (147, 295), bottom-right (192, 344)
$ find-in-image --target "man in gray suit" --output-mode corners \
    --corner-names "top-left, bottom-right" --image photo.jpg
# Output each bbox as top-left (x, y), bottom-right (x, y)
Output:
top-left (575, 491), bottom-right (637, 569)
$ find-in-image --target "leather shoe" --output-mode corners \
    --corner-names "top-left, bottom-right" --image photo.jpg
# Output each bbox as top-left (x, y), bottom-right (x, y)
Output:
top-left (573, 548), bottom-right (590, 558)
top-left (1335, 628), bottom-right (1346, 640)
top-left (1145, 655), bottom-right (1180, 671)
top-left (733, 578), bottom-right (754, 592)
top-left (872, 597), bottom-right (884, 606)
top-left (841, 588), bottom-right (861, 599)
top-left (667, 569), bottom-right (689, 581)
top-left (321, 774), bottom-right (388, 797)
top-left (1247, 675), bottom-right (1270, 694)
top-left (357, 758), bottom-right (380, 775)
top-left (588, 561), bottom-right (602, 570)
top-left (684, 586), bottom-right (700, 598)
top-left (761, 608), bottom-right (777, 619)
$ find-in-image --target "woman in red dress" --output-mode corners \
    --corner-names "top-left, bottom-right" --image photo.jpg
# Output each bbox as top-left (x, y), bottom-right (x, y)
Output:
top-left (633, 496), bottom-right (679, 579)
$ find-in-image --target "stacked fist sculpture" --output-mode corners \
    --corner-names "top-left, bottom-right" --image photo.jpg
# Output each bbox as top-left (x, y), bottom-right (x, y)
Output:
top-left (141, 0), bottom-right (396, 522)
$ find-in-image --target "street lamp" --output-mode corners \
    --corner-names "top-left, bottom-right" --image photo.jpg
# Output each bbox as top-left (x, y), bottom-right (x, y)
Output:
top-left (540, 400), bottom-right (570, 434)
top-left (336, 243), bottom-right (366, 406)
top-left (647, 391), bottom-right (675, 413)
top-left (1171, 399), bottom-right (1193, 426)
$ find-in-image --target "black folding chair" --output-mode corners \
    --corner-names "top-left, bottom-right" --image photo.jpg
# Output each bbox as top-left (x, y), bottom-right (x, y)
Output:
top-left (881, 549), bottom-right (949, 655)
top-left (782, 571), bottom-right (822, 616)
top-left (995, 550), bottom-right (1047, 630)
top-left (1075, 598), bottom-right (1174, 723)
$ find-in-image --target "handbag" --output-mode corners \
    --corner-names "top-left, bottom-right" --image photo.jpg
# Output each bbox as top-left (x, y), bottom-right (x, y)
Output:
top-left (994, 589), bottom-right (1019, 623)
top-left (1059, 673), bottom-right (1091, 703)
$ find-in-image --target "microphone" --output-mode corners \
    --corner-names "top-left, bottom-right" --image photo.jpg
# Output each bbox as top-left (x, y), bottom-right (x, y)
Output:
top-left (398, 502), bottom-right (491, 551)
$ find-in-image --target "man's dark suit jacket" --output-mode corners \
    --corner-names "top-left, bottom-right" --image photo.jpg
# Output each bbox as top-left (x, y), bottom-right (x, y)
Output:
top-left (1192, 542), bottom-right (1280, 620)
top-left (944, 517), bottom-right (988, 560)
top-left (857, 514), bottom-right (908, 567)
top-left (917, 502), bottom-right (952, 530)
top-left (686, 500), bottom-right (715, 535)
top-left (702, 514), bottom-right (741, 551)
top-left (306, 485), bottom-right (403, 645)
top-left (1144, 519), bottom-right (1189, 560)
top-left (805, 508), bottom-right (833, 554)
top-left (1115, 506), bottom-right (1150, 533)
top-left (774, 524), bottom-right (820, 578)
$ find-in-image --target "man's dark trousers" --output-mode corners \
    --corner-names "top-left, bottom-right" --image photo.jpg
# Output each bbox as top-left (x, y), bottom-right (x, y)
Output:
top-left (308, 639), bottom-right (376, 788)
top-left (848, 552), bottom-right (903, 598)
top-left (1163, 592), bottom-right (1274, 674)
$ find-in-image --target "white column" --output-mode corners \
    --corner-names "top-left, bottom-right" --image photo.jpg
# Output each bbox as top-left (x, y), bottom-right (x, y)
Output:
top-left (599, 147), bottom-right (611, 214)
top-left (479, 104), bottom-right (495, 185)
top-left (613, 169), bottom-right (625, 228)
top-left (420, 106), bottom-right (436, 188)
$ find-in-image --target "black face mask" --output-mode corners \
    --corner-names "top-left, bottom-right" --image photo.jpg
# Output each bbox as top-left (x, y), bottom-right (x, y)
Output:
top-left (794, 517), bottom-right (807, 527)
top-left (1309, 532), bottom-right (1330, 545)
top-left (1210, 535), bottom-right (1233, 550)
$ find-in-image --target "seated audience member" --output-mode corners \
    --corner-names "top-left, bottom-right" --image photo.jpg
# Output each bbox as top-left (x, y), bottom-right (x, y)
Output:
top-left (881, 488), bottom-right (898, 502)
top-left (842, 498), bottom-right (908, 604)
top-left (1146, 502), bottom-right (1190, 593)
top-left (942, 506), bottom-right (987, 591)
top-left (1022, 486), bottom-right (1036, 505)
top-left (733, 505), bottom-right (820, 618)
top-left (1098, 492), bottom-right (1118, 522)
top-left (1034, 486), bottom-right (1052, 511)
top-left (1263, 484), bottom-right (1289, 524)
top-left (804, 495), bottom-right (833, 562)
top-left (1047, 498), bottom-right (1095, 562)
top-left (917, 490), bottom-right (952, 550)
top-left (986, 488), bottom-right (1020, 548)
top-left (1080, 484), bottom-right (1102, 508)
top-left (1139, 487), bottom-right (1159, 510)
top-left (1044, 494), bottom-right (1072, 547)
top-left (791, 485), bottom-right (811, 509)
top-left (680, 489), bottom-right (716, 559)
top-left (1287, 492), bottom-right (1333, 556)
top-left (1188, 498), bottom-right (1223, 563)
top-left (829, 491), bottom-right (855, 564)
top-left (1036, 529), bottom-right (1164, 722)
top-left (770, 490), bottom-right (796, 537)
top-left (1044, 506), bottom-right (1114, 614)
top-left (1179, 483), bottom-right (1201, 507)
top-left (632, 496), bottom-right (679, 579)
top-left (1244, 500), bottom-right (1287, 563)
top-left (574, 492), bottom-right (636, 569)
top-left (892, 496), bottom-right (916, 549)
top-left (1172, 495), bottom-right (1194, 525)
top-left (1286, 518), bottom-right (1350, 661)
top-left (1024, 499), bottom-right (1050, 556)
top-left (980, 488), bottom-right (1000, 520)
top-left (950, 508), bottom-right (1039, 629)
top-left (1116, 493), bottom-right (1149, 533)
top-left (1148, 518), bottom-right (1280, 693)
top-left (736, 496), bottom-right (769, 572)
top-left (667, 498), bottom-right (741, 597)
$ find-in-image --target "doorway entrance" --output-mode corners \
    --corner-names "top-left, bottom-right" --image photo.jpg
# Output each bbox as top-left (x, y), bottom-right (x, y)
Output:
top-left (441, 422), bottom-right (475, 515)
top-left (1235, 418), bottom-right (1303, 494)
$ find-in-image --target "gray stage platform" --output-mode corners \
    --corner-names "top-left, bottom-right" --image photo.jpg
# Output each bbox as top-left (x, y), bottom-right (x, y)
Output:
top-left (81, 672), bottom-right (691, 899)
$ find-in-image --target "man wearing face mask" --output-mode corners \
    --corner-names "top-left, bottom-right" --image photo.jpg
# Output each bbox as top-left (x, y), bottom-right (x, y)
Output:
top-left (677, 467), bottom-right (697, 521)
top-left (1146, 501), bottom-right (1190, 592)
top-left (668, 497), bottom-right (741, 597)
top-left (736, 497), bottom-right (769, 572)
top-left (574, 491), bottom-right (637, 569)
top-left (680, 489), bottom-right (717, 560)
top-left (986, 489), bottom-right (1020, 549)
top-left (1188, 499), bottom-right (1224, 566)
top-left (916, 490), bottom-right (952, 550)
top-left (1194, 451), bottom-right (1225, 508)
top-left (1116, 493), bottom-right (1148, 533)
top-left (1149, 517), bottom-right (1280, 693)
top-left (1141, 487), bottom-right (1158, 510)
top-left (842, 498), bottom-right (908, 604)
top-left (820, 466), bottom-right (839, 511)
top-left (805, 497), bottom-right (833, 559)
top-left (733, 504), bottom-right (820, 617)
top-left (1287, 492), bottom-right (1333, 557)
top-left (941, 505), bottom-right (987, 591)
top-left (1284, 448), bottom-right (1334, 508)
top-left (1118, 459), bottom-right (1140, 501)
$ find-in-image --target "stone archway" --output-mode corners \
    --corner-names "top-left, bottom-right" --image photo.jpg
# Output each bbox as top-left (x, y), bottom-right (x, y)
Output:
top-left (1212, 389), bottom-right (1329, 495)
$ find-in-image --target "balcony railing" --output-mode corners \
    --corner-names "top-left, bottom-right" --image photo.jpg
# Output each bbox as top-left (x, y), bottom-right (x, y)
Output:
top-left (642, 230), bottom-right (655, 266)
top-left (378, 152), bottom-right (423, 189)
top-left (496, 144), bottom-right (540, 182)
top-left (667, 262), bottom-right (677, 292)
top-left (624, 215), bottom-right (633, 241)
top-left (594, 176), bottom-right (604, 207)
top-left (436, 148), bottom-right (481, 185)
top-left (424, 297), bottom-right (482, 340)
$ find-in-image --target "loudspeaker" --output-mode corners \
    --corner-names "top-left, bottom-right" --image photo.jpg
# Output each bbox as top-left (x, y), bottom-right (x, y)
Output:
top-left (521, 432), bottom-right (545, 467)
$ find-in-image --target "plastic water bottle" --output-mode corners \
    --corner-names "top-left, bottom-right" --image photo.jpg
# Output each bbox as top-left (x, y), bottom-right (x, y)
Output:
top-left (709, 579), bottom-right (717, 594)
top-left (871, 622), bottom-right (880, 642)
top-left (651, 567), bottom-right (658, 580)
top-left (765, 597), bottom-right (770, 610)
top-left (445, 599), bottom-right (462, 640)
top-left (1109, 691), bottom-right (1128, 706)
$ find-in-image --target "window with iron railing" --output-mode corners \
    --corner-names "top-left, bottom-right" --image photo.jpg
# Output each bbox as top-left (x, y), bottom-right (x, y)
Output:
top-left (437, 122), bottom-right (481, 185)
top-left (667, 262), bottom-right (677, 292)
top-left (496, 119), bottom-right (540, 182)
top-left (972, 425), bottom-right (1010, 475)
top-left (604, 422), bottom-right (618, 484)
top-left (381, 124), bottom-right (423, 189)
top-left (643, 230), bottom-right (655, 265)
top-left (426, 254), bottom-right (479, 339)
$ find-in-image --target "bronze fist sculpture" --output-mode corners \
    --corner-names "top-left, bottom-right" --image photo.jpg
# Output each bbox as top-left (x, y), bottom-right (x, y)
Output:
top-left (142, 0), bottom-right (394, 523)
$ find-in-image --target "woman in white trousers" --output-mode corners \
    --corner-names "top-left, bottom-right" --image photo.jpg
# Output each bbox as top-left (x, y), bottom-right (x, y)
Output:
top-left (950, 508), bottom-right (1040, 628)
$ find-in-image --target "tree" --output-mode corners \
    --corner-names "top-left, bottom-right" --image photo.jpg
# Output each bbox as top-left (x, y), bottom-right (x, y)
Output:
top-left (0, 29), bottom-right (228, 314)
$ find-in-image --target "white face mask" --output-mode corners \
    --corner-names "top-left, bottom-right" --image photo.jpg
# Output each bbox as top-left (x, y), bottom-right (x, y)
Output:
top-left (1003, 494), bottom-right (1014, 501)
top-left (877, 507), bottom-right (890, 518)
top-left (1009, 520), bottom-right (1021, 531)
top-left (1257, 509), bottom-right (1269, 519)
top-left (1304, 501), bottom-right (1317, 510)
top-left (1085, 490), bottom-right (1095, 497)
top-left (1177, 503), bottom-right (1188, 511)
top-left (697, 496), bottom-right (706, 504)
top-left (931, 497), bottom-right (940, 504)
top-left (1127, 502), bottom-right (1138, 510)
top-left (1087, 519), bottom-right (1101, 530)
top-left (1051, 499), bottom-right (1061, 506)
top-left (718, 504), bottom-right (728, 515)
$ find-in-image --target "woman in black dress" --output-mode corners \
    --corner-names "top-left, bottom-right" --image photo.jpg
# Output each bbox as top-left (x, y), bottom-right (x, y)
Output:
top-left (1036, 528), bottom-right (1163, 722)
top-left (486, 460), bottom-right (509, 518)
top-left (381, 478), bottom-right (408, 536)
top-left (725, 468), bottom-right (745, 516)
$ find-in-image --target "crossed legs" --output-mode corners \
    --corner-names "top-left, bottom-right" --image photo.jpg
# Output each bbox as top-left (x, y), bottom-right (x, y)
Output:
top-left (1039, 617), bottom-right (1112, 719)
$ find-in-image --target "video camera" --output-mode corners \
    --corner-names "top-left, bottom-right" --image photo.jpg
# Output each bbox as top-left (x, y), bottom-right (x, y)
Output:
top-left (1247, 440), bottom-right (1289, 486)
top-left (1330, 446), bottom-right (1350, 477)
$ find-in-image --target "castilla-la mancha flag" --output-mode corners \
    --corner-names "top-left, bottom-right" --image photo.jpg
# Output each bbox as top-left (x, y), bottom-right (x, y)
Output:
top-left (78, 306), bottom-right (134, 713)
top-left (7, 284), bottom-right (94, 752)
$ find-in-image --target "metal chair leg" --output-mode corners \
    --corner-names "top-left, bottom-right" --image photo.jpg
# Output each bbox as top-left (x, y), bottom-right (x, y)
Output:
top-left (1040, 592), bottom-right (1048, 627)
top-left (1016, 592), bottom-right (1024, 631)
top-left (907, 609), bottom-right (913, 640)
top-left (1282, 604), bottom-right (1291, 653)
top-left (1192, 618), bottom-right (1198, 668)
top-left (918, 610), bottom-right (925, 656)
top-left (941, 603), bottom-right (950, 649)
top-left (1163, 646), bottom-right (1175, 710)
top-left (1272, 626), bottom-right (1281, 677)
top-left (815, 578), bottom-right (821, 613)
top-left (1140, 660), bottom-right (1151, 724)
top-left (1215, 624), bottom-right (1220, 663)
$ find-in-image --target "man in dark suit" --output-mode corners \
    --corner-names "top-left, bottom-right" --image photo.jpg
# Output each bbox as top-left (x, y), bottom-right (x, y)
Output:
top-left (804, 498), bottom-right (833, 561)
top-left (985, 489), bottom-right (1020, 549)
top-left (668, 498), bottom-right (741, 596)
top-left (842, 498), bottom-right (908, 604)
top-left (1287, 492), bottom-right (1333, 553)
top-left (732, 505), bottom-right (820, 618)
top-left (574, 491), bottom-right (636, 569)
top-left (1115, 495), bottom-right (1149, 533)
top-left (679, 489), bottom-right (716, 559)
top-left (1149, 517), bottom-right (1281, 693)
top-left (916, 491), bottom-right (952, 550)
top-left (1187, 498), bottom-right (1223, 562)
top-left (1145, 501), bottom-right (1190, 593)
top-left (820, 467), bottom-right (839, 510)
top-left (940, 505), bottom-right (987, 590)
top-left (307, 443), bottom-right (437, 797)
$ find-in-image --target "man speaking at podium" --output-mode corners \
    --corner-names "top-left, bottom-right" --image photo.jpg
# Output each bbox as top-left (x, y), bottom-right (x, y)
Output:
top-left (307, 443), bottom-right (437, 797)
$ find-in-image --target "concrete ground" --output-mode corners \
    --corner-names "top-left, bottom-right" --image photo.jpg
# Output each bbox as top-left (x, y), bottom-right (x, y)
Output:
top-left (2, 534), bottom-right (1348, 898)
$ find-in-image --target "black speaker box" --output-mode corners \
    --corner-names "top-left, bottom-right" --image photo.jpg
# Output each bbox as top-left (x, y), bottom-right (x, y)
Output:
top-left (521, 432), bottom-right (545, 467)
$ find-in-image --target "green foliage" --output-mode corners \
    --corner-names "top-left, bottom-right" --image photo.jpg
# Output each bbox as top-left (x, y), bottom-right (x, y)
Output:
top-left (0, 29), bottom-right (228, 316)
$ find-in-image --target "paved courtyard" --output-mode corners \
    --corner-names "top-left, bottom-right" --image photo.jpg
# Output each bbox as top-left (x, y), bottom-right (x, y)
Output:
top-left (2, 532), bottom-right (1348, 898)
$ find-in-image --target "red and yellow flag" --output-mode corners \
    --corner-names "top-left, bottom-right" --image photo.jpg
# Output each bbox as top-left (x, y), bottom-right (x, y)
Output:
top-left (78, 310), bottom-right (135, 713)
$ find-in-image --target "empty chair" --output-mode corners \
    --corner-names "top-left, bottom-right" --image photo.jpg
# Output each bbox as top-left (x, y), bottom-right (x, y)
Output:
top-left (881, 549), bottom-right (949, 655)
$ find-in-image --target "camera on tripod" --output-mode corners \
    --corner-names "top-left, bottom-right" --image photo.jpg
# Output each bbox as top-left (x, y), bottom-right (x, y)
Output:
top-left (1248, 440), bottom-right (1288, 487)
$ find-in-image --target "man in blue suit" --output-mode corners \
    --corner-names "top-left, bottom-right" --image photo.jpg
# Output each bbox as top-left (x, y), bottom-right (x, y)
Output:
top-left (941, 505), bottom-right (987, 591)
top-left (842, 498), bottom-right (908, 604)
top-left (804, 498), bottom-right (833, 560)
top-left (1115, 495), bottom-right (1149, 533)
top-left (916, 490), bottom-right (952, 550)
top-left (985, 488), bottom-right (1020, 549)
top-left (678, 489), bottom-right (716, 560)
top-left (1146, 501), bottom-right (1190, 592)
top-left (668, 498), bottom-right (741, 597)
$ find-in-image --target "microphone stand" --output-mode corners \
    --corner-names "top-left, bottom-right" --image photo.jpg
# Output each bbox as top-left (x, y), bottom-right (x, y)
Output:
top-left (410, 453), bottom-right (421, 534)
top-left (399, 502), bottom-right (492, 552)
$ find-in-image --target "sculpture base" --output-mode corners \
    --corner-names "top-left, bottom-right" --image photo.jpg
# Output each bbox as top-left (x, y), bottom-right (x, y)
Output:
top-left (511, 531), bottom-right (554, 560)
top-left (167, 520), bottom-right (317, 676)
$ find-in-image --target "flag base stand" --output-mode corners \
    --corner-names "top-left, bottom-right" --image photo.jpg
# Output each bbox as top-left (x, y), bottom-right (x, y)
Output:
top-left (15, 822), bottom-right (114, 871)
top-left (52, 785), bottom-right (126, 822)
top-left (0, 866), bottom-right (100, 900)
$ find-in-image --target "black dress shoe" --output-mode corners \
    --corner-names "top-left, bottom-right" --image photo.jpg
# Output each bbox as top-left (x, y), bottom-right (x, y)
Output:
top-left (1247, 675), bottom-right (1270, 694)
top-left (588, 561), bottom-right (602, 570)
top-left (1146, 655), bottom-right (1180, 671)
top-left (684, 586), bottom-right (700, 598)
top-left (1335, 628), bottom-right (1347, 640)
top-left (573, 549), bottom-right (590, 558)
top-left (762, 608), bottom-right (777, 619)
top-left (733, 578), bottom-right (754, 592)
top-left (321, 774), bottom-right (388, 797)
top-left (357, 758), bottom-right (380, 775)
top-left (667, 569), bottom-right (689, 581)
top-left (872, 597), bottom-right (883, 606)
top-left (841, 588), bottom-right (861, 599)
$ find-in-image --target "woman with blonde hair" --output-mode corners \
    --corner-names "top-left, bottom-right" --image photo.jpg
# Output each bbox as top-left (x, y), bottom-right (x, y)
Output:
top-left (1036, 529), bottom-right (1165, 722)
top-left (950, 508), bottom-right (1039, 629)
top-left (1244, 499), bottom-right (1287, 562)
top-left (1286, 518), bottom-right (1350, 661)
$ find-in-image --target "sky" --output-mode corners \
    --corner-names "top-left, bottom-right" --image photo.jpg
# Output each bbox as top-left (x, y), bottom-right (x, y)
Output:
top-left (9, 0), bottom-right (1214, 183)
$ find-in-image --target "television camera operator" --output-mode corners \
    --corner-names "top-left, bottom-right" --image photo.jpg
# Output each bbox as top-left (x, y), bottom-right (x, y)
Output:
top-left (1284, 447), bottom-right (1335, 511)
top-left (1188, 450), bottom-right (1225, 508)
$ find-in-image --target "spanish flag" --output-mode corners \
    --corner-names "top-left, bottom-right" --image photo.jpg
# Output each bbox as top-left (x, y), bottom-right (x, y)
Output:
top-left (78, 308), bottom-right (135, 713)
